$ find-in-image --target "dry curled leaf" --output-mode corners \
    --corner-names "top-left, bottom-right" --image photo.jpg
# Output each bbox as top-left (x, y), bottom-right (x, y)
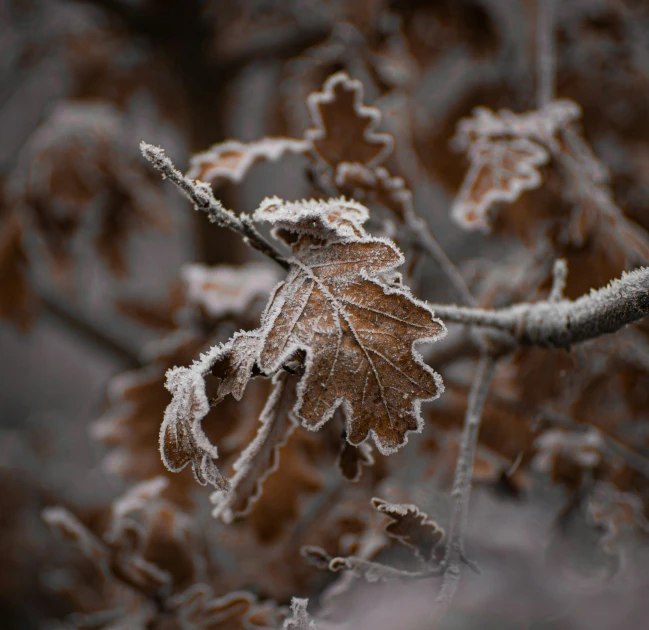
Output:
top-left (211, 373), bottom-right (299, 523)
top-left (305, 72), bottom-right (393, 170)
top-left (370, 497), bottom-right (444, 562)
top-left (187, 137), bottom-right (310, 185)
top-left (452, 138), bottom-right (549, 232)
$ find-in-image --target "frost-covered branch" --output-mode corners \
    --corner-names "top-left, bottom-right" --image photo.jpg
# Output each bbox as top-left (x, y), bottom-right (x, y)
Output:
top-left (430, 267), bottom-right (649, 348)
top-left (140, 143), bottom-right (290, 270)
top-left (436, 355), bottom-right (496, 609)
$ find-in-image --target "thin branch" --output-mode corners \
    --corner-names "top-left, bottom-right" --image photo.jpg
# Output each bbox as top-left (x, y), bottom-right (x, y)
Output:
top-left (548, 258), bottom-right (567, 302)
top-left (536, 0), bottom-right (557, 107)
top-left (429, 267), bottom-right (649, 348)
top-left (436, 355), bottom-right (496, 607)
top-left (405, 214), bottom-right (476, 306)
top-left (140, 143), bottom-right (289, 271)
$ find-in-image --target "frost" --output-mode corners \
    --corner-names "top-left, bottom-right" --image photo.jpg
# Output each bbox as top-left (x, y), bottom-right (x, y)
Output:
top-left (305, 71), bottom-right (393, 169)
top-left (283, 597), bottom-right (320, 630)
top-left (160, 366), bottom-right (228, 490)
top-left (253, 196), bottom-right (369, 242)
top-left (186, 137), bottom-right (310, 184)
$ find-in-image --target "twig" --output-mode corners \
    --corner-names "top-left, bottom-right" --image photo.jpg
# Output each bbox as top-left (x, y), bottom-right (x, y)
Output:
top-left (436, 355), bottom-right (496, 607)
top-left (548, 258), bottom-right (567, 302)
top-left (536, 0), bottom-right (556, 107)
top-left (429, 267), bottom-right (649, 348)
top-left (140, 143), bottom-right (290, 271)
top-left (406, 214), bottom-right (476, 306)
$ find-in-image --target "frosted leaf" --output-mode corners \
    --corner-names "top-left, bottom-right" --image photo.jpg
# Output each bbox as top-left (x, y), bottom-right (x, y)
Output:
top-left (305, 71), bottom-right (393, 169)
top-left (283, 597), bottom-right (320, 630)
top-left (337, 439), bottom-right (374, 482)
top-left (186, 137), bottom-right (310, 184)
top-left (159, 330), bottom-right (263, 490)
top-left (452, 99), bottom-right (582, 151)
top-left (256, 237), bottom-right (445, 455)
top-left (371, 497), bottom-right (444, 562)
top-left (452, 138), bottom-right (549, 232)
top-left (334, 163), bottom-right (414, 223)
top-left (160, 366), bottom-right (228, 490)
top-left (211, 373), bottom-right (299, 523)
top-left (253, 196), bottom-right (369, 243)
top-left (181, 262), bottom-right (281, 320)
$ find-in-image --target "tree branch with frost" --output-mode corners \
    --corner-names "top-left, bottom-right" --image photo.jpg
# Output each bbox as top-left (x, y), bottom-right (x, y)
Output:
top-left (140, 143), bottom-right (289, 270)
top-left (429, 267), bottom-right (649, 348)
top-left (436, 355), bottom-right (496, 609)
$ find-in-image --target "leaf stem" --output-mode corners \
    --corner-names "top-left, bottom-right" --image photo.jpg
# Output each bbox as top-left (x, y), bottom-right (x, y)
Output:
top-left (140, 142), bottom-right (290, 271)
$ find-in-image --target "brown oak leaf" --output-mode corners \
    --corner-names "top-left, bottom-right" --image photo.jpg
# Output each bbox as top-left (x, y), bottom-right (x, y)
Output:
top-left (452, 138), bottom-right (549, 232)
top-left (305, 72), bottom-right (393, 170)
top-left (255, 236), bottom-right (445, 454)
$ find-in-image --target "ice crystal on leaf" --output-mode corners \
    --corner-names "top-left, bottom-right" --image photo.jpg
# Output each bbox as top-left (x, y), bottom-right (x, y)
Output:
top-left (305, 72), bottom-right (394, 170)
top-left (254, 196), bottom-right (369, 242)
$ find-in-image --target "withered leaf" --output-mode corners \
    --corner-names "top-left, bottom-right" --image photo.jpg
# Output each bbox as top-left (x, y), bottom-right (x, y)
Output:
top-left (160, 367), bottom-right (229, 491)
top-left (212, 372), bottom-right (299, 523)
top-left (371, 497), bottom-right (444, 561)
top-left (256, 236), bottom-right (445, 454)
top-left (187, 137), bottom-right (310, 185)
top-left (452, 138), bottom-right (548, 232)
top-left (305, 72), bottom-right (393, 170)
